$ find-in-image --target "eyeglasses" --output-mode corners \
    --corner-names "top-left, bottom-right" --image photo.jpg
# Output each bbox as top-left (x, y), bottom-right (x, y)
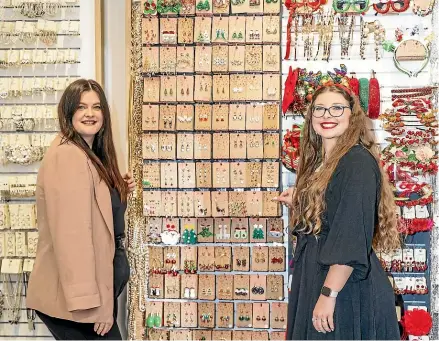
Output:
top-left (312, 105), bottom-right (351, 118)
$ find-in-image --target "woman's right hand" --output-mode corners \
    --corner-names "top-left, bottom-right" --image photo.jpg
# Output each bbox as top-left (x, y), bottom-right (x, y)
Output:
top-left (273, 186), bottom-right (295, 208)
top-left (94, 318), bottom-right (113, 336)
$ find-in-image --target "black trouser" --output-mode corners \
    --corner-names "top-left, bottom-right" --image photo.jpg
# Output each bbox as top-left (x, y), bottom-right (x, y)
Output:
top-left (37, 248), bottom-right (129, 340)
top-left (36, 309), bottom-right (122, 340)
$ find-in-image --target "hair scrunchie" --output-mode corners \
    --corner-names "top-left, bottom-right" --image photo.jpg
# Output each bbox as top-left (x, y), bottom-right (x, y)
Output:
top-left (359, 78), bottom-right (369, 114)
top-left (349, 75), bottom-right (360, 96)
top-left (368, 75), bottom-right (380, 119)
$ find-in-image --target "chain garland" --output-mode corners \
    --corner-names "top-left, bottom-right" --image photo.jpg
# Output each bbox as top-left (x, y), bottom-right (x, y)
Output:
top-left (429, 0), bottom-right (439, 336)
top-left (127, 2), bottom-right (147, 340)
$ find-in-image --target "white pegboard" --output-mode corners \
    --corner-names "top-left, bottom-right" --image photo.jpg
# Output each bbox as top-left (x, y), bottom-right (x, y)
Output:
top-left (279, 7), bottom-right (434, 257)
top-left (0, 0), bottom-right (99, 339)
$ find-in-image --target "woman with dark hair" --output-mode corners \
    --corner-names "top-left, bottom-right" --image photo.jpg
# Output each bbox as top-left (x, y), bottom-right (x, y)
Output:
top-left (276, 84), bottom-right (400, 340)
top-left (27, 79), bottom-right (135, 340)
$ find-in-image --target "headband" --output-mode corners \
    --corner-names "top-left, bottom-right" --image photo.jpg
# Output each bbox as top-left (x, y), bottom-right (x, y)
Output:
top-left (316, 83), bottom-right (354, 96)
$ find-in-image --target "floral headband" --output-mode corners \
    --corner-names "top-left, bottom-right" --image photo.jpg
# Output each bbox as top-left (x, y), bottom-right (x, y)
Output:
top-left (282, 64), bottom-right (355, 115)
top-left (315, 82), bottom-right (354, 96)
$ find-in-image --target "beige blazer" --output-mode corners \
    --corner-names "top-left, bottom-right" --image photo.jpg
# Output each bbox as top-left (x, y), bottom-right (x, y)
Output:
top-left (27, 135), bottom-right (115, 323)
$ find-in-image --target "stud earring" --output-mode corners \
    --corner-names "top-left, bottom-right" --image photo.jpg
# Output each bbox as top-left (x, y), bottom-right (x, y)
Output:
top-left (190, 287), bottom-right (196, 299)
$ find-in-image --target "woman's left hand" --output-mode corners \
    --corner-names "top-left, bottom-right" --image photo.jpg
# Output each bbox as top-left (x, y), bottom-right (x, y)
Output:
top-left (123, 172), bottom-right (135, 193)
top-left (312, 295), bottom-right (335, 333)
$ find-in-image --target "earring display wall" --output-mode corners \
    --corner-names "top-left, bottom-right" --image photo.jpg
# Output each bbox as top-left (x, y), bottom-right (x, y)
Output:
top-left (128, 0), bottom-right (284, 338)
top-left (0, 0), bottom-right (99, 337)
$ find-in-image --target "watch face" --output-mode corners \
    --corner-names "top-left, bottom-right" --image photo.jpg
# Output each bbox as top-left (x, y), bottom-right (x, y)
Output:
top-left (321, 286), bottom-right (331, 297)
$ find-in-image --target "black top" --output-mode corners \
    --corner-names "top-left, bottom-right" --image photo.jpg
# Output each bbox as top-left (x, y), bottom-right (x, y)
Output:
top-left (110, 188), bottom-right (130, 301)
top-left (110, 188), bottom-right (127, 239)
top-left (286, 145), bottom-right (400, 340)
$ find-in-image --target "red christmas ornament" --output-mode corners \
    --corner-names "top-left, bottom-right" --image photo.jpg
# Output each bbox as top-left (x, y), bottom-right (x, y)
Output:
top-left (400, 309), bottom-right (432, 339)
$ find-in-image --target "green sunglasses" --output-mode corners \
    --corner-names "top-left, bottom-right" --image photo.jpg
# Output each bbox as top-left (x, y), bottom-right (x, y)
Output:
top-left (332, 0), bottom-right (369, 12)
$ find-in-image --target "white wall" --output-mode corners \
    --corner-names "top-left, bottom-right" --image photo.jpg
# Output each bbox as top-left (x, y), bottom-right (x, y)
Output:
top-left (102, 0), bottom-right (129, 338)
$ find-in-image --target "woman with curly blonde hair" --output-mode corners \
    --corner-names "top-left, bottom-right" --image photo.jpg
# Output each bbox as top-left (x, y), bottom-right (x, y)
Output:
top-left (276, 85), bottom-right (400, 340)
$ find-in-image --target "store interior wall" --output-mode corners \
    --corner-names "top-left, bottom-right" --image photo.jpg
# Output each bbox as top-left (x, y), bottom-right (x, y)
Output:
top-left (103, 1), bottom-right (129, 338)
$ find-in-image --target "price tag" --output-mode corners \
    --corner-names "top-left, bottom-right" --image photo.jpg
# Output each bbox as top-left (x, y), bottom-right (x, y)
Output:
top-left (414, 248), bottom-right (426, 262)
top-left (23, 259), bottom-right (35, 273)
top-left (403, 248), bottom-right (414, 262)
top-left (1, 258), bottom-right (23, 274)
top-left (394, 277), bottom-right (405, 290)
top-left (392, 249), bottom-right (403, 261)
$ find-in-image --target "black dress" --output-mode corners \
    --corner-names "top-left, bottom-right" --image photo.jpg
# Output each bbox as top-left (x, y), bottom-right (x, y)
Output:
top-left (110, 188), bottom-right (130, 302)
top-left (286, 145), bottom-right (400, 340)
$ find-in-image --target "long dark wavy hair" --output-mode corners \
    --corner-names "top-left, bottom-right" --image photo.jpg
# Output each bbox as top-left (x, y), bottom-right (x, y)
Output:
top-left (58, 79), bottom-right (128, 202)
top-left (290, 85), bottom-right (400, 252)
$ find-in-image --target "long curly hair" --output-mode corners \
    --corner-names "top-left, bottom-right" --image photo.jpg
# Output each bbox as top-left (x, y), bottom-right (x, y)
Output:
top-left (290, 85), bottom-right (400, 252)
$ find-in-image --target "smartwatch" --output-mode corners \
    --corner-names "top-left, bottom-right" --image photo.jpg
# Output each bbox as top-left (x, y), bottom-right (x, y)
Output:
top-left (321, 286), bottom-right (338, 298)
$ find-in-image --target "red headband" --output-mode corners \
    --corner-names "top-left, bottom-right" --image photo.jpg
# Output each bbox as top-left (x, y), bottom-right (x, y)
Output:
top-left (316, 83), bottom-right (354, 96)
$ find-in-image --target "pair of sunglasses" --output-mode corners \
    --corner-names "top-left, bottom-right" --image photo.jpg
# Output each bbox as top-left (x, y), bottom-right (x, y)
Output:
top-left (332, 0), bottom-right (369, 12)
top-left (373, 0), bottom-right (409, 13)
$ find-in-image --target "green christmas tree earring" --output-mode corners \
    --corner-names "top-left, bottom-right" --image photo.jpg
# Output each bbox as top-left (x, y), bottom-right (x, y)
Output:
top-left (196, 0), bottom-right (205, 10)
top-left (189, 229), bottom-right (197, 244)
top-left (182, 229), bottom-right (189, 244)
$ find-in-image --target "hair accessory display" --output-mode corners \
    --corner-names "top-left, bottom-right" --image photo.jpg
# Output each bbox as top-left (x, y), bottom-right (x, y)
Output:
top-left (373, 0), bottom-right (410, 13)
top-left (368, 72), bottom-right (380, 119)
top-left (282, 64), bottom-right (354, 116)
top-left (383, 28), bottom-right (432, 77)
top-left (281, 125), bottom-right (302, 172)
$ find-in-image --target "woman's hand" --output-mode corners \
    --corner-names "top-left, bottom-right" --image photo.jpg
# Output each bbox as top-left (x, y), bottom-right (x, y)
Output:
top-left (123, 172), bottom-right (135, 193)
top-left (94, 318), bottom-right (113, 336)
top-left (273, 186), bottom-right (295, 208)
top-left (312, 295), bottom-right (335, 333)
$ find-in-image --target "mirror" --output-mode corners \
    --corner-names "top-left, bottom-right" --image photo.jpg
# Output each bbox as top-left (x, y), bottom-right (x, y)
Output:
top-left (393, 39), bottom-right (430, 77)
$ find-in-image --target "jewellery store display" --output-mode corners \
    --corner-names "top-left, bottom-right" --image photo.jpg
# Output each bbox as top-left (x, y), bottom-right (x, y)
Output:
top-left (0, 0), bottom-right (83, 335)
top-left (129, 0), bottom-right (284, 338)
top-left (281, 0), bottom-right (439, 337)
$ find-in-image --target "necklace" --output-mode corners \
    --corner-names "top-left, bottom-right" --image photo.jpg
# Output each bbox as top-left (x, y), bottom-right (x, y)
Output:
top-left (2, 273), bottom-right (23, 324)
top-left (338, 15), bottom-right (354, 59)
